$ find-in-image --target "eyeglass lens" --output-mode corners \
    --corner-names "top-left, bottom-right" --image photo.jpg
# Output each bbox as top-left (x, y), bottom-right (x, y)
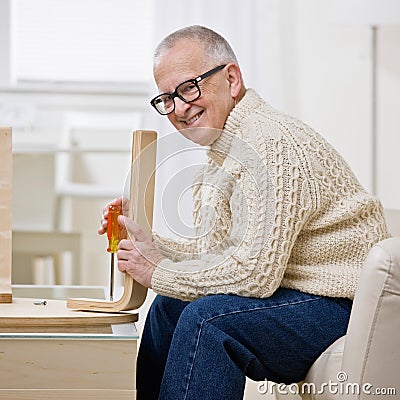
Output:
top-left (154, 80), bottom-right (200, 115)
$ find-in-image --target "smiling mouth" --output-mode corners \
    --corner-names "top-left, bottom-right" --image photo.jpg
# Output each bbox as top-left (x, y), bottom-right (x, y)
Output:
top-left (185, 111), bottom-right (204, 125)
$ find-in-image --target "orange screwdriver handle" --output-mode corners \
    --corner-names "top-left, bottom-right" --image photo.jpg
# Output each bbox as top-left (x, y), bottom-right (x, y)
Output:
top-left (107, 205), bottom-right (121, 253)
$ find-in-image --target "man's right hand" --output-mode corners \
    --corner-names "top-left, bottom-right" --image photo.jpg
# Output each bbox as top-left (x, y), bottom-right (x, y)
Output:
top-left (98, 197), bottom-right (130, 239)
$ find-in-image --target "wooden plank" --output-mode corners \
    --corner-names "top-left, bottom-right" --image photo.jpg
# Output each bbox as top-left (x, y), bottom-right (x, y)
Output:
top-left (0, 127), bottom-right (12, 303)
top-left (67, 130), bottom-right (157, 312)
top-left (0, 298), bottom-right (137, 333)
top-left (0, 390), bottom-right (136, 400)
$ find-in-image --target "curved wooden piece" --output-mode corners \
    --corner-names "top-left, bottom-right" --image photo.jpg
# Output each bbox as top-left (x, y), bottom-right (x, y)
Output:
top-left (67, 130), bottom-right (157, 312)
top-left (0, 127), bottom-right (12, 303)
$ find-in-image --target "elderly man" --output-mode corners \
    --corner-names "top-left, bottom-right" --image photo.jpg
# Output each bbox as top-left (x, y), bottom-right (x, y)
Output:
top-left (99, 26), bottom-right (388, 400)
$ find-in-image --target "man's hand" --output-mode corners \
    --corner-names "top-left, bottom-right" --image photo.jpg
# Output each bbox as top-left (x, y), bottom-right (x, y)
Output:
top-left (116, 216), bottom-right (164, 289)
top-left (98, 197), bottom-right (130, 238)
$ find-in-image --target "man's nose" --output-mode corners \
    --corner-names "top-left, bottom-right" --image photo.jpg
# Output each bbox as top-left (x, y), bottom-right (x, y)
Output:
top-left (174, 97), bottom-right (191, 116)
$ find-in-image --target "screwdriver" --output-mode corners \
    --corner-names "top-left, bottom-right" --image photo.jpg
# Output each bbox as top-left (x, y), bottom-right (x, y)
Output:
top-left (107, 204), bottom-right (121, 301)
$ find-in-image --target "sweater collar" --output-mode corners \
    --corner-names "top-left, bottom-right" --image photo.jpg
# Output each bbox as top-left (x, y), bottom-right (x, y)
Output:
top-left (208, 89), bottom-right (263, 165)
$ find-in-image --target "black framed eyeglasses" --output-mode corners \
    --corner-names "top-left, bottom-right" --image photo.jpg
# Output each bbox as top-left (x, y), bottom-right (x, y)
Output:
top-left (150, 64), bottom-right (227, 115)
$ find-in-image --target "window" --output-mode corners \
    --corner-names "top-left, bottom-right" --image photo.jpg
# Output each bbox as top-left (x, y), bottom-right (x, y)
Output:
top-left (11, 0), bottom-right (154, 84)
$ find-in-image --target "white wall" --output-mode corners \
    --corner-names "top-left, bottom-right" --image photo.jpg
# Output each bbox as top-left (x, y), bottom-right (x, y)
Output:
top-left (0, 0), bottom-right (12, 85)
top-left (279, 0), bottom-right (400, 210)
top-left (282, 1), bottom-right (372, 190)
top-left (377, 26), bottom-right (400, 209)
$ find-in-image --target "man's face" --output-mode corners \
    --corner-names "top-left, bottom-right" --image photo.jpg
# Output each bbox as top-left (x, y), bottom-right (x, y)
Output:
top-left (153, 40), bottom-right (235, 146)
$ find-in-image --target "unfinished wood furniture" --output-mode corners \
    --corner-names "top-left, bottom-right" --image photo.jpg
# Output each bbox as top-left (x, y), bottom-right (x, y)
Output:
top-left (0, 127), bottom-right (13, 303)
top-left (0, 300), bottom-right (138, 400)
top-left (0, 129), bottom-right (157, 399)
top-left (0, 293), bottom-right (139, 399)
top-left (67, 130), bottom-right (157, 312)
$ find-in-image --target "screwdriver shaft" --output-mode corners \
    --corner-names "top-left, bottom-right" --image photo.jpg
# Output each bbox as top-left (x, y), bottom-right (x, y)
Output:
top-left (110, 253), bottom-right (114, 302)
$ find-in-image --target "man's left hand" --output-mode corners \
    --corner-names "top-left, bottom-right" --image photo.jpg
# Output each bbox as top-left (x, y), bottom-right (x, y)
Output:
top-left (117, 216), bottom-right (164, 288)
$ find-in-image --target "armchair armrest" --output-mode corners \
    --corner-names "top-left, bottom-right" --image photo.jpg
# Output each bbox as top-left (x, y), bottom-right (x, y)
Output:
top-left (341, 237), bottom-right (400, 398)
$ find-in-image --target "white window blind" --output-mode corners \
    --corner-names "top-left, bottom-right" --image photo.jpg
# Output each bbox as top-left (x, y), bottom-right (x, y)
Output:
top-left (12, 0), bottom-right (154, 84)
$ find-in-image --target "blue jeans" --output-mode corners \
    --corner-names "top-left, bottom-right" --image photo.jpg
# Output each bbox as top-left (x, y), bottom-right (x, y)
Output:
top-left (137, 288), bottom-right (352, 400)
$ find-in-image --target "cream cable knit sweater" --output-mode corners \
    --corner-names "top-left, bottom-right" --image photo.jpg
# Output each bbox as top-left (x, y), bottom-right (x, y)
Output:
top-left (151, 89), bottom-right (389, 301)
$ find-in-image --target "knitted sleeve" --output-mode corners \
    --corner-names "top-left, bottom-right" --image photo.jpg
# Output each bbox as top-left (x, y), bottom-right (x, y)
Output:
top-left (152, 232), bottom-right (199, 263)
top-left (151, 121), bottom-right (314, 301)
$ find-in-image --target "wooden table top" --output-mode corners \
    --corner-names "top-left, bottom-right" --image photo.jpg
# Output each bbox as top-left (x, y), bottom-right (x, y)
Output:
top-left (0, 298), bottom-right (138, 332)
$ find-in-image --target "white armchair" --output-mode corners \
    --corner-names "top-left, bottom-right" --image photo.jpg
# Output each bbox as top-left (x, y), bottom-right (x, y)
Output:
top-left (302, 236), bottom-right (400, 399)
top-left (245, 208), bottom-right (400, 400)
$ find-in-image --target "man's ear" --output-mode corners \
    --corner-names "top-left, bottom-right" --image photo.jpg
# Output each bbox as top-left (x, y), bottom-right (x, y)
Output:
top-left (225, 63), bottom-right (243, 98)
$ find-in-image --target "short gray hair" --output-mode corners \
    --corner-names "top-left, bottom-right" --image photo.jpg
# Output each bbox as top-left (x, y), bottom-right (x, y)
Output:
top-left (154, 25), bottom-right (239, 67)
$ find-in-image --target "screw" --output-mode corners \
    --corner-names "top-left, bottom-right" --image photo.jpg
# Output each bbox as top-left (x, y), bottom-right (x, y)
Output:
top-left (33, 300), bottom-right (47, 306)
